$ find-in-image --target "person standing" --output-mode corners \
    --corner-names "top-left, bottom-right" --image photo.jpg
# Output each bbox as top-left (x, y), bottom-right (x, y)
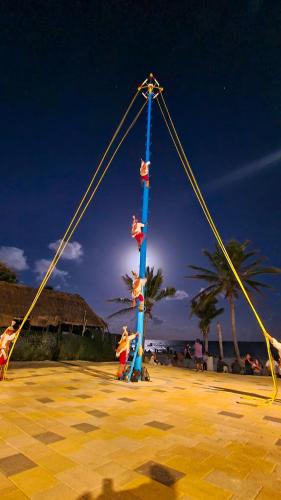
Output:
top-left (194, 339), bottom-right (203, 371)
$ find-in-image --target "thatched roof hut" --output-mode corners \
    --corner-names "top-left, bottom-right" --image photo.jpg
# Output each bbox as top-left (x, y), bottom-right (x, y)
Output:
top-left (0, 282), bottom-right (107, 331)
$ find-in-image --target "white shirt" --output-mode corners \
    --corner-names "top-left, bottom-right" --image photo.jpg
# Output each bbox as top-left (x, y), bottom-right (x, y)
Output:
top-left (265, 359), bottom-right (278, 373)
top-left (0, 330), bottom-right (16, 360)
top-left (272, 338), bottom-right (281, 357)
top-left (207, 356), bottom-right (214, 371)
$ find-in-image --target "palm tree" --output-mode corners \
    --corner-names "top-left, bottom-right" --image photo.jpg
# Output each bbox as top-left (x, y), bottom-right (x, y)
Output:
top-left (108, 266), bottom-right (176, 343)
top-left (187, 240), bottom-right (281, 361)
top-left (0, 262), bottom-right (18, 283)
top-left (190, 292), bottom-right (224, 352)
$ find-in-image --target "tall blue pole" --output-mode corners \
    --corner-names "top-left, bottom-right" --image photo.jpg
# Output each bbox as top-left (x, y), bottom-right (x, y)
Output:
top-left (134, 86), bottom-right (154, 373)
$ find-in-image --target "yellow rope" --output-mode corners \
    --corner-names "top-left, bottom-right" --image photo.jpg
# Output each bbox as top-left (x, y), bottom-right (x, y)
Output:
top-left (4, 97), bottom-right (147, 379)
top-left (157, 94), bottom-right (278, 403)
top-left (8, 89), bottom-right (140, 339)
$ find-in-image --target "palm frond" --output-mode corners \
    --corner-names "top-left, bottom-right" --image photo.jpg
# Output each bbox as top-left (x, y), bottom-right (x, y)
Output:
top-left (155, 287), bottom-right (176, 302)
top-left (107, 297), bottom-right (131, 304)
top-left (107, 306), bottom-right (136, 319)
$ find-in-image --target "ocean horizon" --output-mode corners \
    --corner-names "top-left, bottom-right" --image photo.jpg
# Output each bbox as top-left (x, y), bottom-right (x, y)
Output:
top-left (144, 338), bottom-right (275, 361)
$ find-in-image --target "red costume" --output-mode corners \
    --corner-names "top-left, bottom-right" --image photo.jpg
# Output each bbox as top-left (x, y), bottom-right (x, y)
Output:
top-left (0, 321), bottom-right (17, 380)
top-left (140, 159), bottom-right (150, 188)
top-left (131, 270), bottom-right (147, 311)
top-left (116, 326), bottom-right (138, 379)
top-left (131, 215), bottom-right (145, 250)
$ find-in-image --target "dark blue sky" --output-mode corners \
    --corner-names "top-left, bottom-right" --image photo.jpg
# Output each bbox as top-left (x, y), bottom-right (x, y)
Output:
top-left (1, 1), bottom-right (281, 341)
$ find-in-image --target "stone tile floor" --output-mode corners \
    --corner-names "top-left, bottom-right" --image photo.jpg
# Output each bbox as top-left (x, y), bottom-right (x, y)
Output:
top-left (0, 361), bottom-right (281, 499)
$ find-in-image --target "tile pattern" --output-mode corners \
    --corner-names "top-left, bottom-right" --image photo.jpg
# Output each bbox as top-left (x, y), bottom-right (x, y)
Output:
top-left (0, 453), bottom-right (36, 476)
top-left (264, 416), bottom-right (281, 423)
top-left (34, 432), bottom-right (65, 444)
top-left (135, 460), bottom-right (185, 486)
top-left (118, 397), bottom-right (136, 402)
top-left (87, 409), bottom-right (109, 418)
top-left (71, 423), bottom-right (99, 433)
top-left (36, 397), bottom-right (54, 403)
top-left (219, 411), bottom-right (243, 419)
top-left (0, 360), bottom-right (280, 499)
top-left (145, 420), bottom-right (174, 430)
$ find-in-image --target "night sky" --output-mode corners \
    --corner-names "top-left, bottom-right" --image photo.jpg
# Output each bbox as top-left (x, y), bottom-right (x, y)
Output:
top-left (1, 1), bottom-right (281, 341)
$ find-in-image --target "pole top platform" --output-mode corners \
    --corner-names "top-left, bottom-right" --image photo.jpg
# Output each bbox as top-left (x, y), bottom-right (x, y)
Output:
top-left (138, 74), bottom-right (164, 99)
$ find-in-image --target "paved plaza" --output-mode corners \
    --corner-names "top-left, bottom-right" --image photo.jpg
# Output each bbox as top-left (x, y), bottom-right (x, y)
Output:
top-left (0, 361), bottom-right (281, 499)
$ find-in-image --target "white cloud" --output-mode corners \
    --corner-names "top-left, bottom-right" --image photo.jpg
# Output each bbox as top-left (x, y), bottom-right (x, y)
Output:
top-left (166, 290), bottom-right (189, 301)
top-left (48, 240), bottom-right (83, 261)
top-left (205, 149), bottom-right (281, 192)
top-left (0, 246), bottom-right (29, 271)
top-left (34, 259), bottom-right (69, 282)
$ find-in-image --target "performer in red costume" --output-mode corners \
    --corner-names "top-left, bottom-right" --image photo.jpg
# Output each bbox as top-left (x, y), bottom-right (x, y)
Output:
top-left (140, 159), bottom-right (150, 188)
top-left (0, 320), bottom-right (18, 380)
top-left (131, 215), bottom-right (145, 250)
top-left (116, 326), bottom-right (138, 379)
top-left (131, 270), bottom-right (147, 311)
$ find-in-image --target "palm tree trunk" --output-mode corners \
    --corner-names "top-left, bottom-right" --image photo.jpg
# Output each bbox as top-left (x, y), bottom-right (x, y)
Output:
top-left (228, 296), bottom-right (241, 361)
top-left (204, 331), bottom-right (208, 352)
top-left (216, 321), bottom-right (224, 359)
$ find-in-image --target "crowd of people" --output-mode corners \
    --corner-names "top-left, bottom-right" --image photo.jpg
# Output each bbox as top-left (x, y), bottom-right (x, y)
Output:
top-left (145, 335), bottom-right (281, 377)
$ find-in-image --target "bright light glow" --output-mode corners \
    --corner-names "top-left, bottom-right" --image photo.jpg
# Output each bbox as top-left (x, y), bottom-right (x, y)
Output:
top-left (116, 242), bottom-right (167, 275)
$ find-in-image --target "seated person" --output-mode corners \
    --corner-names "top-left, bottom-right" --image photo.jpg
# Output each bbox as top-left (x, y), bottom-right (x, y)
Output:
top-left (203, 353), bottom-right (208, 371)
top-left (244, 354), bottom-right (254, 375)
top-left (252, 358), bottom-right (262, 375)
top-left (231, 358), bottom-right (241, 374)
top-left (206, 352), bottom-right (214, 371)
top-left (149, 352), bottom-right (159, 365)
top-left (217, 356), bottom-right (229, 373)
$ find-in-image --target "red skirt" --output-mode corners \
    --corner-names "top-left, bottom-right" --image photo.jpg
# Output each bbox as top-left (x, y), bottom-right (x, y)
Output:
top-left (119, 351), bottom-right (127, 364)
top-left (141, 174), bottom-right (149, 181)
top-left (0, 354), bottom-right (7, 366)
top-left (135, 233), bottom-right (144, 246)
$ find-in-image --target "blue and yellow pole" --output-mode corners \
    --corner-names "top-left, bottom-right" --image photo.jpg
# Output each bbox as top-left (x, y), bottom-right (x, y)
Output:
top-left (134, 78), bottom-right (154, 373)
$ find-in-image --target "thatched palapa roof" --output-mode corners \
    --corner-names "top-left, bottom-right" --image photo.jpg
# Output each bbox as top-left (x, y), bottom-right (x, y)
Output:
top-left (0, 282), bottom-right (107, 329)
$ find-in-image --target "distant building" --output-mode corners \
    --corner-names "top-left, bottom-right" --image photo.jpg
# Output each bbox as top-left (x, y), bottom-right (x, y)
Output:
top-left (0, 282), bottom-right (107, 336)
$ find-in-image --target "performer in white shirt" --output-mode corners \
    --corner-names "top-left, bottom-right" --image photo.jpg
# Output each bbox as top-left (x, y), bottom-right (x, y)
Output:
top-left (131, 270), bottom-right (147, 311)
top-left (267, 333), bottom-right (281, 358)
top-left (140, 159), bottom-right (150, 188)
top-left (116, 326), bottom-right (138, 380)
top-left (131, 215), bottom-right (145, 251)
top-left (0, 320), bottom-right (18, 380)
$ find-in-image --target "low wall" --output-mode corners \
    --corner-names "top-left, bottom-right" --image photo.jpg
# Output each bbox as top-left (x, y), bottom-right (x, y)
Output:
top-left (2, 330), bottom-right (117, 362)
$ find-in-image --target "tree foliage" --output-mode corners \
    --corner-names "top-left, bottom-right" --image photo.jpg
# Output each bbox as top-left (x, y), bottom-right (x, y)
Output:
top-left (187, 240), bottom-right (281, 359)
top-left (108, 266), bottom-right (176, 324)
top-left (0, 261), bottom-right (18, 283)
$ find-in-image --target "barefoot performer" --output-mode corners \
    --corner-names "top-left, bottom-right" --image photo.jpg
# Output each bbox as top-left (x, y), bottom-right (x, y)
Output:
top-left (0, 320), bottom-right (19, 380)
top-left (140, 159), bottom-right (150, 188)
top-left (131, 215), bottom-right (145, 251)
top-left (131, 270), bottom-right (147, 311)
top-left (116, 326), bottom-right (138, 380)
top-left (267, 334), bottom-right (281, 359)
